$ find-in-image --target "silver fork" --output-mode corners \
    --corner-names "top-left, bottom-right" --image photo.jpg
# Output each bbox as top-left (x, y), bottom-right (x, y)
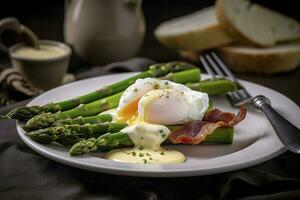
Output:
top-left (200, 51), bottom-right (300, 154)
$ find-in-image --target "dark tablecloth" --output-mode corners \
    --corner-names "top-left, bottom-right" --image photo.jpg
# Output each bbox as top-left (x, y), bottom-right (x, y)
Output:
top-left (1, 59), bottom-right (300, 200)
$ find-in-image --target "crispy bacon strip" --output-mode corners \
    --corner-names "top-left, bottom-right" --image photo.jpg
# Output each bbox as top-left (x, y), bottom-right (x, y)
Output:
top-left (168, 106), bottom-right (247, 144)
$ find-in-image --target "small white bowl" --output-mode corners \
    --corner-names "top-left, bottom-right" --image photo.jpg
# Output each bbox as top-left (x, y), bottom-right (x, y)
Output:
top-left (10, 40), bottom-right (71, 90)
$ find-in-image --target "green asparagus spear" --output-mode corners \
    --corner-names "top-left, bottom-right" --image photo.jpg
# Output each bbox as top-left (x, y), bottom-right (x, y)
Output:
top-left (4, 62), bottom-right (196, 120)
top-left (53, 79), bottom-right (234, 128)
top-left (53, 113), bottom-right (113, 126)
top-left (160, 68), bottom-right (201, 83)
top-left (25, 111), bottom-right (113, 132)
top-left (69, 132), bottom-right (133, 155)
top-left (26, 122), bottom-right (127, 145)
top-left (23, 68), bottom-right (202, 130)
top-left (186, 78), bottom-right (237, 95)
top-left (24, 77), bottom-right (237, 131)
top-left (24, 92), bottom-right (123, 131)
top-left (202, 127), bottom-right (234, 144)
top-left (69, 127), bottom-right (234, 155)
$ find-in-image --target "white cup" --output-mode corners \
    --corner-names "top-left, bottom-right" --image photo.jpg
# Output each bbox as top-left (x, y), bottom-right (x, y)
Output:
top-left (9, 40), bottom-right (71, 90)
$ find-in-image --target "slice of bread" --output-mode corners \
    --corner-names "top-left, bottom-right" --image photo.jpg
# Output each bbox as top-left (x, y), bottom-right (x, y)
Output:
top-left (154, 6), bottom-right (233, 51)
top-left (216, 0), bottom-right (300, 46)
top-left (217, 42), bottom-right (300, 74)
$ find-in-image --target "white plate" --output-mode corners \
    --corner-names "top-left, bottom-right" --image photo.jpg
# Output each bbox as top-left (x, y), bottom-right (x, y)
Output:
top-left (16, 73), bottom-right (300, 177)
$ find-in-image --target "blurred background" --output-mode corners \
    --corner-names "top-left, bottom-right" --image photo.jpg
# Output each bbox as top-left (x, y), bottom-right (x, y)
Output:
top-left (0, 0), bottom-right (299, 106)
top-left (0, 0), bottom-right (299, 67)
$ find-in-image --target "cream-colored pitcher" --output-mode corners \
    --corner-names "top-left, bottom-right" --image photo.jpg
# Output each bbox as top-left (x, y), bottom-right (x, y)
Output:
top-left (64, 0), bottom-right (145, 65)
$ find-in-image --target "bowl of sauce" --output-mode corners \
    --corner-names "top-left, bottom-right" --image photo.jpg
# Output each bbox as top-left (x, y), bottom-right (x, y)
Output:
top-left (10, 40), bottom-right (71, 90)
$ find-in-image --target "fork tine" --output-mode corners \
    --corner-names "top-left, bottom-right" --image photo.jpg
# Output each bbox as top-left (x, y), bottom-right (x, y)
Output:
top-left (211, 52), bottom-right (252, 99)
top-left (205, 54), bottom-right (226, 77)
top-left (200, 55), bottom-right (216, 78)
top-left (211, 52), bottom-right (237, 81)
top-left (228, 91), bottom-right (243, 102)
top-left (200, 55), bottom-right (243, 101)
top-left (240, 90), bottom-right (252, 99)
top-left (203, 53), bottom-right (246, 101)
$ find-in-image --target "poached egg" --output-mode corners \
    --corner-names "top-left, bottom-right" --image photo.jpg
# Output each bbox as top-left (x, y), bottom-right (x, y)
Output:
top-left (105, 78), bottom-right (209, 164)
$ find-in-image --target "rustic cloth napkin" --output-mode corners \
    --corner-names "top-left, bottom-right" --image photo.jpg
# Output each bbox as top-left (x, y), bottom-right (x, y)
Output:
top-left (0, 68), bottom-right (74, 107)
top-left (1, 58), bottom-right (300, 200)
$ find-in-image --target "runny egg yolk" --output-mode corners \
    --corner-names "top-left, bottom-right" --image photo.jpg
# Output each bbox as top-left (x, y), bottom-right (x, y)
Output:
top-left (116, 99), bottom-right (139, 124)
top-left (116, 92), bottom-right (156, 125)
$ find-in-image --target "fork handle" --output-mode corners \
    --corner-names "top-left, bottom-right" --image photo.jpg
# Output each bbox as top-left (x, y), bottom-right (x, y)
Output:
top-left (252, 95), bottom-right (300, 153)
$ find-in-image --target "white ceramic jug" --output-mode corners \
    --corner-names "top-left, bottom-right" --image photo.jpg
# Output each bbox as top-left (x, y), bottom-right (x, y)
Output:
top-left (64, 0), bottom-right (145, 65)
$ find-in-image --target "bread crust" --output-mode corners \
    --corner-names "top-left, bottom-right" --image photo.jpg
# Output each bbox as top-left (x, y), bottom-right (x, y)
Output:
top-left (217, 45), bottom-right (300, 74)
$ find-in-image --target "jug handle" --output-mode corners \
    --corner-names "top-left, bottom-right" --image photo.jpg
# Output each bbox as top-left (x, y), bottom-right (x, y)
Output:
top-left (0, 17), bottom-right (40, 51)
top-left (0, 18), bottom-right (22, 51)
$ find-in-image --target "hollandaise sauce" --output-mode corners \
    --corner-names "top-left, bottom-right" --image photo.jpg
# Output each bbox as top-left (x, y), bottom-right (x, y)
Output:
top-left (13, 44), bottom-right (67, 59)
top-left (105, 122), bottom-right (186, 164)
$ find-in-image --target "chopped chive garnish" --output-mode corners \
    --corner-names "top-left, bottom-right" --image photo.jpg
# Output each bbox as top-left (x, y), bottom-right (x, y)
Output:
top-left (138, 145), bottom-right (144, 151)
top-left (153, 83), bottom-right (160, 89)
